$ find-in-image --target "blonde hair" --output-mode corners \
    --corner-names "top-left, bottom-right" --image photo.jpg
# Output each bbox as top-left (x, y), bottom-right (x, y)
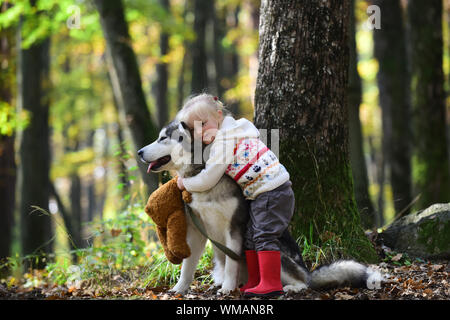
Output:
top-left (176, 93), bottom-right (230, 125)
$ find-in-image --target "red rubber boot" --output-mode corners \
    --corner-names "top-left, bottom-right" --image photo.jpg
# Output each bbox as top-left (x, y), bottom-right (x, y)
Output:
top-left (240, 250), bottom-right (260, 293)
top-left (244, 251), bottom-right (284, 297)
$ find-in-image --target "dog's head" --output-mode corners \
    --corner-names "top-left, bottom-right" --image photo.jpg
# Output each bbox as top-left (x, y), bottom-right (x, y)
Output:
top-left (138, 121), bottom-right (197, 173)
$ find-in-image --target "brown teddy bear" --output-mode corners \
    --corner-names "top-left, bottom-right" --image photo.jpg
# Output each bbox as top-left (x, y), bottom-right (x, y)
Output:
top-left (144, 176), bottom-right (192, 264)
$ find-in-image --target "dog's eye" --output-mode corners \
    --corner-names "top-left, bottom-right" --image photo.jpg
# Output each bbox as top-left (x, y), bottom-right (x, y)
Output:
top-left (178, 136), bottom-right (183, 142)
top-left (159, 136), bottom-right (167, 142)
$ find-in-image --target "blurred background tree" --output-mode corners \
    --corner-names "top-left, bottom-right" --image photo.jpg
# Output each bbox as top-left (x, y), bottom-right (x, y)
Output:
top-left (407, 0), bottom-right (450, 211)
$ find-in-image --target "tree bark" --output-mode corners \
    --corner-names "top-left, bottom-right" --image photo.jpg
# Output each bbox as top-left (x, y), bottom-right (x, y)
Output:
top-left (373, 0), bottom-right (412, 217)
top-left (18, 18), bottom-right (53, 268)
top-left (94, 0), bottom-right (158, 192)
top-left (407, 0), bottom-right (450, 210)
top-left (254, 0), bottom-right (377, 262)
top-left (348, 0), bottom-right (376, 229)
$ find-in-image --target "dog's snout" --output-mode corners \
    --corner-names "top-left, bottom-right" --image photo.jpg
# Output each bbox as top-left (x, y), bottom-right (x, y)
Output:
top-left (138, 149), bottom-right (144, 157)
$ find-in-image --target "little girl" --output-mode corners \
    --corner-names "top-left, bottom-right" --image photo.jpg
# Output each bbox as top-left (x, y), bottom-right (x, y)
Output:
top-left (175, 94), bottom-right (294, 297)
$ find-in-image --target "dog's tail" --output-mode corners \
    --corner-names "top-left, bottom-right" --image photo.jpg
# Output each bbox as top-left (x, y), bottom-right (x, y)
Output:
top-left (309, 260), bottom-right (383, 290)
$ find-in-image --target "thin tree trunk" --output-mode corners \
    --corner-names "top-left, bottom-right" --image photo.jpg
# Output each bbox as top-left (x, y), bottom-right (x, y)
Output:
top-left (70, 171), bottom-right (83, 250)
top-left (86, 130), bottom-right (96, 223)
top-left (0, 136), bottom-right (15, 268)
top-left (447, 1), bottom-right (450, 160)
top-left (367, 136), bottom-right (384, 227)
top-left (213, 2), bottom-right (225, 98)
top-left (0, 2), bottom-right (16, 275)
top-left (213, 4), bottom-right (240, 114)
top-left (254, 0), bottom-right (377, 262)
top-left (156, 0), bottom-right (170, 128)
top-left (376, 148), bottom-right (385, 228)
top-left (94, 0), bottom-right (158, 193)
top-left (348, 0), bottom-right (376, 229)
top-left (18, 16), bottom-right (53, 269)
top-left (96, 124), bottom-right (109, 221)
top-left (49, 182), bottom-right (77, 261)
top-left (373, 0), bottom-right (412, 217)
top-left (176, 1), bottom-right (191, 109)
top-left (248, 0), bottom-right (260, 112)
top-left (407, 0), bottom-right (450, 209)
top-left (447, 1), bottom-right (450, 158)
top-left (107, 70), bottom-right (130, 207)
top-left (177, 50), bottom-right (188, 109)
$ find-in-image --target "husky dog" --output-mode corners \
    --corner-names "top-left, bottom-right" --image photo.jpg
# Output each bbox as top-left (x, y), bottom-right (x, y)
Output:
top-left (138, 121), bottom-right (382, 295)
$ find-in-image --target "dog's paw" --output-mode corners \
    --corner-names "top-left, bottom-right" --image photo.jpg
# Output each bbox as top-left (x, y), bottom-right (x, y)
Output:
top-left (170, 282), bottom-right (190, 294)
top-left (217, 287), bottom-right (233, 295)
top-left (283, 283), bottom-right (308, 293)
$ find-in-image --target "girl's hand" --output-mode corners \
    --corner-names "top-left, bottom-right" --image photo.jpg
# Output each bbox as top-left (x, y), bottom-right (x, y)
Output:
top-left (177, 176), bottom-right (185, 190)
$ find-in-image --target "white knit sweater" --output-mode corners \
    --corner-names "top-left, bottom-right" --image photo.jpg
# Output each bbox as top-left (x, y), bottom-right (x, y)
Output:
top-left (182, 116), bottom-right (290, 199)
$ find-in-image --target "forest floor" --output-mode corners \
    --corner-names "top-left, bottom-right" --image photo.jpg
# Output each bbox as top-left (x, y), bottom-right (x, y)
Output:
top-left (0, 258), bottom-right (448, 301)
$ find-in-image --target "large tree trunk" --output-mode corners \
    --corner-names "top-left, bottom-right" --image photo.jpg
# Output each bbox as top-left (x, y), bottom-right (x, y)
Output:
top-left (18, 19), bottom-right (53, 269)
top-left (0, 3), bottom-right (16, 274)
top-left (254, 0), bottom-right (377, 262)
top-left (407, 0), bottom-right (450, 210)
top-left (348, 0), bottom-right (376, 229)
top-left (373, 0), bottom-right (412, 217)
top-left (191, 0), bottom-right (212, 93)
top-left (94, 0), bottom-right (158, 193)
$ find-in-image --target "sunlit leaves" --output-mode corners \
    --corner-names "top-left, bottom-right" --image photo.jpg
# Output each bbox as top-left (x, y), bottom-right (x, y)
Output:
top-left (0, 101), bottom-right (29, 136)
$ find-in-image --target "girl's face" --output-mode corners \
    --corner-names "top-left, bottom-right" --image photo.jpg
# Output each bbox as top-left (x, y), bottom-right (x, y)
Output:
top-left (189, 110), bottom-right (223, 144)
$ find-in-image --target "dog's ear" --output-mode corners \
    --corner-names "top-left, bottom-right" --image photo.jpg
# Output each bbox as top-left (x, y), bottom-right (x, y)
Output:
top-left (180, 121), bottom-right (189, 130)
top-left (177, 121), bottom-right (190, 140)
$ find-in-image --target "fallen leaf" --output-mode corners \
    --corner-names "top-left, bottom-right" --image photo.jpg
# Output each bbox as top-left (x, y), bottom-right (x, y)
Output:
top-left (431, 265), bottom-right (444, 272)
top-left (423, 289), bottom-right (433, 297)
top-left (335, 292), bottom-right (354, 300)
top-left (320, 293), bottom-right (330, 300)
top-left (391, 253), bottom-right (403, 262)
top-left (110, 229), bottom-right (122, 237)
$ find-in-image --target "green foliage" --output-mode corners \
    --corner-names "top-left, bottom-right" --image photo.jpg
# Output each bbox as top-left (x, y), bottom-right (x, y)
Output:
top-left (0, 0), bottom-right (75, 48)
top-left (0, 101), bottom-right (29, 136)
top-left (383, 251), bottom-right (414, 267)
top-left (44, 203), bottom-right (213, 290)
top-left (295, 225), bottom-right (345, 270)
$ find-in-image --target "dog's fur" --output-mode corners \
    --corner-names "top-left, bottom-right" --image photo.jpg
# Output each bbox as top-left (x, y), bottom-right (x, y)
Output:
top-left (138, 121), bottom-right (382, 295)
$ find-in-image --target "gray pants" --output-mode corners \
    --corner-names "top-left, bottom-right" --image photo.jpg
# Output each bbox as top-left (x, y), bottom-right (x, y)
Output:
top-left (244, 181), bottom-right (295, 251)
